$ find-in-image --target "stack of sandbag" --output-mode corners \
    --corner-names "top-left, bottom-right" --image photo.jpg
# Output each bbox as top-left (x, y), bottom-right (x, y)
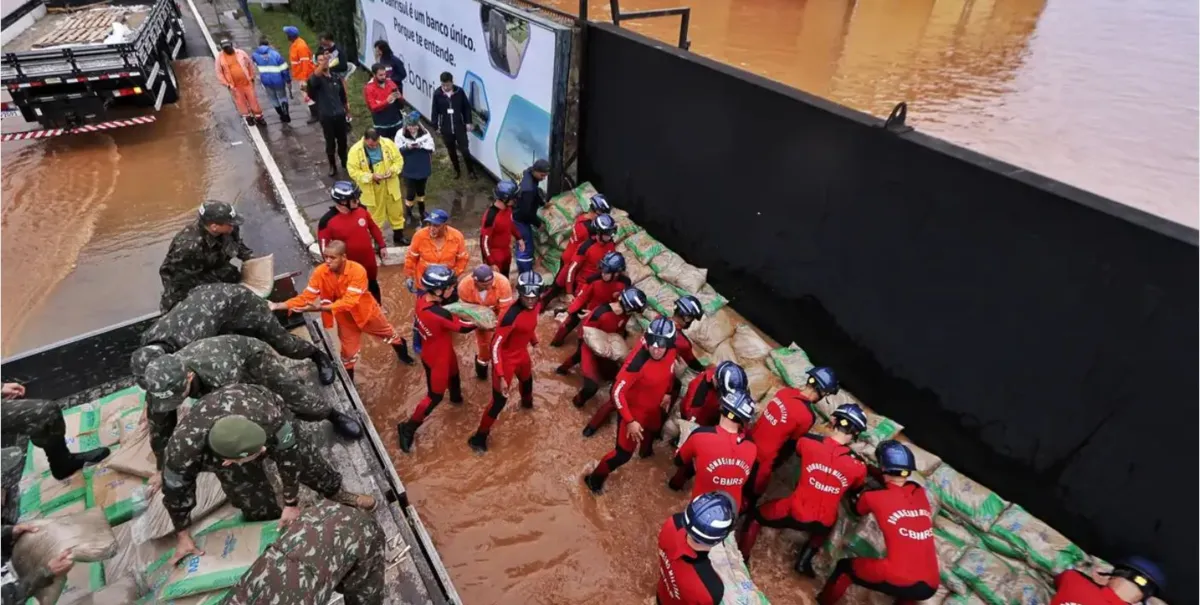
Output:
top-left (649, 249), bottom-right (708, 293)
top-left (443, 302), bottom-right (498, 330)
top-left (767, 343), bottom-right (814, 388)
top-left (132, 472), bottom-right (229, 543)
top-left (685, 308), bottom-right (737, 354)
top-left (12, 508), bottom-right (118, 604)
top-left (140, 516), bottom-right (278, 603)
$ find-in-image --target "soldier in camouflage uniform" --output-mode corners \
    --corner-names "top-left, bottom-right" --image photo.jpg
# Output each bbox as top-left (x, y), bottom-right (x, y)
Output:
top-left (221, 499), bottom-right (385, 605)
top-left (163, 384), bottom-right (375, 565)
top-left (0, 385), bottom-right (109, 482)
top-left (134, 282), bottom-right (337, 386)
top-left (159, 200), bottom-right (255, 312)
top-left (141, 335), bottom-right (363, 471)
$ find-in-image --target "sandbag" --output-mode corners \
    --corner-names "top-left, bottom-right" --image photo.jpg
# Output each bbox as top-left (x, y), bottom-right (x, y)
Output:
top-left (675, 418), bottom-right (700, 448)
top-left (768, 343), bottom-right (814, 387)
top-left (240, 255), bottom-right (275, 298)
top-left (157, 519), bottom-right (281, 600)
top-left (550, 188), bottom-right (584, 219)
top-left (988, 504), bottom-right (1085, 576)
top-left (933, 515), bottom-right (979, 594)
top-left (442, 302), bottom-right (498, 330)
top-left (909, 442), bottom-right (944, 475)
top-left (45, 499), bottom-right (89, 520)
top-left (692, 283), bottom-right (728, 316)
top-left (705, 339), bottom-right (739, 367)
top-left (13, 507), bottom-right (117, 602)
top-left (540, 252), bottom-right (562, 279)
top-left (812, 504), bottom-right (858, 581)
top-left (708, 532), bottom-right (771, 604)
top-left (943, 592), bottom-right (990, 605)
top-left (573, 183), bottom-right (599, 209)
top-left (620, 231), bottom-right (667, 264)
top-left (649, 250), bottom-right (708, 293)
top-left (104, 523), bottom-right (173, 589)
top-left (582, 327), bottom-right (630, 361)
top-left (730, 324), bottom-right (773, 361)
top-left (21, 470), bottom-right (88, 520)
top-left (104, 426), bottom-right (156, 479)
top-left (997, 571), bottom-right (1053, 605)
top-left (87, 573), bottom-right (142, 605)
top-left (951, 547), bottom-right (1018, 605)
top-left (133, 473), bottom-right (227, 543)
top-left (63, 405), bottom-right (103, 440)
top-left (614, 218), bottom-right (643, 243)
top-left (858, 411), bottom-right (903, 448)
top-left (38, 560), bottom-right (106, 605)
top-left (637, 275), bottom-right (679, 317)
top-left (843, 514), bottom-right (886, 559)
top-left (744, 361), bottom-right (783, 402)
top-left (927, 465), bottom-right (1009, 532)
top-left (685, 307), bottom-right (737, 353)
top-left (538, 204), bottom-right (574, 235)
top-left (85, 465), bottom-right (147, 525)
top-left (624, 258), bottom-right (654, 285)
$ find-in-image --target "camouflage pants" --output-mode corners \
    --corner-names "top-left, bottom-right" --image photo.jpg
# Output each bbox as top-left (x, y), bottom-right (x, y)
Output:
top-left (0, 398), bottom-right (66, 452)
top-left (207, 441), bottom-right (342, 522)
top-left (160, 265), bottom-right (242, 312)
top-left (244, 352), bottom-right (331, 421)
top-left (232, 309), bottom-right (320, 361)
top-left (148, 408), bottom-right (179, 471)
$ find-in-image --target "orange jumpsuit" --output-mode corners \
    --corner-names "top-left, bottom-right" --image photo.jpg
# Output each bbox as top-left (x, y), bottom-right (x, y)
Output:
top-left (215, 49), bottom-right (263, 118)
top-left (403, 226), bottom-right (470, 284)
top-left (288, 37), bottom-right (315, 110)
top-left (285, 260), bottom-right (401, 370)
top-left (457, 273), bottom-right (513, 363)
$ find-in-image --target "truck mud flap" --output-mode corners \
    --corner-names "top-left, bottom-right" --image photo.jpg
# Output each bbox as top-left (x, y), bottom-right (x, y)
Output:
top-left (154, 78), bottom-right (168, 111)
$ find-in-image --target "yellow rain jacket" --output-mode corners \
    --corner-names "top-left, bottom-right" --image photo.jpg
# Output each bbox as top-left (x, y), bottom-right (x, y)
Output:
top-left (347, 136), bottom-right (406, 230)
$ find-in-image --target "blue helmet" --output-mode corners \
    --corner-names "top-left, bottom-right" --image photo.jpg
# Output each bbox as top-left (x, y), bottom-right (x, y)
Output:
top-left (719, 390), bottom-right (755, 424)
top-left (1111, 557), bottom-right (1166, 600)
top-left (589, 194), bottom-right (612, 214)
top-left (516, 271), bottom-right (544, 298)
top-left (806, 367), bottom-right (838, 396)
top-left (421, 264), bottom-right (456, 291)
top-left (831, 403), bottom-right (868, 435)
top-left (645, 317), bottom-right (678, 349)
top-left (283, 26), bottom-right (300, 39)
top-left (592, 214), bottom-right (617, 236)
top-left (494, 180), bottom-right (519, 202)
top-left (330, 180), bottom-right (360, 203)
top-left (425, 209), bottom-right (450, 226)
top-left (404, 111), bottom-right (422, 126)
top-left (875, 440), bottom-right (916, 476)
top-left (683, 491), bottom-right (737, 546)
top-left (599, 251), bottom-right (626, 274)
top-left (674, 295), bottom-right (703, 321)
top-left (617, 287), bottom-right (646, 314)
top-left (713, 361), bottom-right (748, 397)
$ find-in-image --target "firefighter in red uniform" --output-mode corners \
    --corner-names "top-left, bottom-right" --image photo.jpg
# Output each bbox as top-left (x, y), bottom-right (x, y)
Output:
top-left (549, 251), bottom-right (631, 347)
top-left (680, 361), bottom-right (748, 427)
top-left (816, 440), bottom-right (939, 604)
top-left (668, 389), bottom-right (758, 512)
top-left (656, 491), bottom-right (735, 605)
top-left (481, 180), bottom-right (519, 278)
top-left (560, 287), bottom-right (647, 412)
top-left (541, 193), bottom-right (612, 307)
top-left (565, 214), bottom-right (619, 296)
top-left (467, 272), bottom-right (544, 453)
top-left (396, 265), bottom-right (477, 453)
top-left (745, 366), bottom-right (838, 504)
top-left (1050, 558), bottom-right (1165, 605)
top-left (317, 181), bottom-right (388, 303)
top-left (669, 295), bottom-right (708, 377)
top-left (738, 403), bottom-right (868, 573)
top-left (583, 317), bottom-right (679, 494)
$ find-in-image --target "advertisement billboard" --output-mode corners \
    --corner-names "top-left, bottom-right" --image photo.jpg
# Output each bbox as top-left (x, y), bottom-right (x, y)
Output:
top-left (358, 0), bottom-right (570, 190)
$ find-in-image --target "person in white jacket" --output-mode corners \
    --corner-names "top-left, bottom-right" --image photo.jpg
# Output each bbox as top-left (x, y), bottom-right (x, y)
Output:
top-left (397, 112), bottom-right (437, 228)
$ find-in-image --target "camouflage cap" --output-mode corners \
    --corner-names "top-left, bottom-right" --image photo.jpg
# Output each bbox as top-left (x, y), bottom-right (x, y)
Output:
top-left (1, 446), bottom-right (23, 490)
top-left (143, 354), bottom-right (189, 402)
top-left (131, 344), bottom-right (167, 379)
top-left (198, 200), bottom-right (244, 226)
top-left (208, 415), bottom-right (267, 459)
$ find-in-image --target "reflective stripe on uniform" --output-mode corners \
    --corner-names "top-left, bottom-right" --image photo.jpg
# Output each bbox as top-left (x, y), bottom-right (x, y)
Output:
top-left (348, 287), bottom-right (364, 294)
top-left (256, 63), bottom-right (289, 73)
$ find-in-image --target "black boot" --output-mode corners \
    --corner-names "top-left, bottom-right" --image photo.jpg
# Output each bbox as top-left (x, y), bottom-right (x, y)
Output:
top-left (254, 115), bottom-right (267, 127)
top-left (794, 542), bottom-right (819, 577)
top-left (392, 341), bottom-right (414, 365)
top-left (48, 445), bottom-right (110, 480)
top-left (346, 368), bottom-right (355, 382)
top-left (519, 379), bottom-right (534, 409)
top-left (474, 357), bottom-right (489, 380)
top-left (581, 424), bottom-right (597, 438)
top-left (244, 115), bottom-right (256, 126)
top-left (307, 106), bottom-right (319, 124)
top-left (448, 375), bottom-right (464, 404)
top-left (583, 472), bottom-right (605, 495)
top-left (393, 230), bottom-right (408, 246)
top-left (280, 104), bottom-right (291, 123)
top-left (328, 410), bottom-right (364, 440)
top-left (311, 351), bottom-right (337, 385)
top-left (328, 159), bottom-right (339, 178)
top-left (467, 432), bottom-right (488, 453)
top-left (397, 421), bottom-right (418, 453)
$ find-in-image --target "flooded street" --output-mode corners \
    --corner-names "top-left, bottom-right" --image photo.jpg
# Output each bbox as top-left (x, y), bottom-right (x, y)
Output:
top-left (550, 0), bottom-right (1199, 227)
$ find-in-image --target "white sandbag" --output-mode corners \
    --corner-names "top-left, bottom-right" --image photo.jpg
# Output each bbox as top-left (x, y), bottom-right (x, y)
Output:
top-left (583, 327), bottom-right (630, 361)
top-left (240, 255), bottom-right (275, 298)
top-left (87, 572), bottom-right (144, 604)
top-left (744, 361), bottom-right (783, 402)
top-left (13, 508), bottom-right (117, 604)
top-left (624, 258), bottom-right (655, 285)
top-left (104, 522), bottom-right (174, 589)
top-left (685, 307), bottom-right (737, 353)
top-left (730, 323), bottom-right (773, 361)
top-left (133, 472), bottom-right (227, 543)
top-left (708, 532), bottom-right (770, 604)
top-left (637, 275), bottom-right (679, 317)
top-left (104, 425), bottom-right (156, 479)
top-left (706, 339), bottom-right (739, 367)
top-left (649, 250), bottom-right (708, 293)
top-left (442, 302), bottom-right (498, 330)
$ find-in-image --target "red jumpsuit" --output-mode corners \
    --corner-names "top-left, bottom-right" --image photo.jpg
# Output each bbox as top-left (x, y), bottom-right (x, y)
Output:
top-left (745, 387), bottom-right (817, 496)
top-left (680, 368), bottom-right (721, 427)
top-left (561, 304), bottom-right (632, 408)
top-left (738, 434), bottom-right (866, 559)
top-left (668, 425), bottom-right (759, 512)
top-left (480, 203), bottom-right (516, 277)
top-left (590, 345), bottom-right (678, 479)
top-left (566, 237), bottom-right (617, 295)
top-left (553, 214), bottom-right (592, 289)
top-left (318, 206), bottom-right (385, 289)
top-left (409, 298), bottom-right (476, 426)
top-left (550, 273), bottom-right (631, 345)
top-left (657, 513), bottom-right (725, 605)
top-left (817, 482), bottom-right (939, 605)
top-left (1049, 570), bottom-right (1126, 605)
top-left (475, 303), bottom-right (540, 436)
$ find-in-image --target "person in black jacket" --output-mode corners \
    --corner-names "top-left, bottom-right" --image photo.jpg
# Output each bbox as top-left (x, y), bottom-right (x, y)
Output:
top-left (512, 159), bottom-right (549, 273)
top-left (431, 72), bottom-right (476, 178)
top-left (373, 40), bottom-right (407, 94)
top-left (318, 32), bottom-right (350, 79)
top-left (308, 50), bottom-right (350, 177)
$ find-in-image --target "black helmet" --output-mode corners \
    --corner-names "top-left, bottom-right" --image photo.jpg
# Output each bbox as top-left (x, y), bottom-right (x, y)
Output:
top-left (719, 390), bottom-right (755, 424)
top-left (331, 180), bottom-right (361, 204)
top-left (592, 214), bottom-right (618, 237)
top-left (494, 180), bottom-right (519, 202)
top-left (674, 295), bottom-right (704, 321)
top-left (590, 194), bottom-right (612, 214)
top-left (599, 251), bottom-right (626, 274)
top-left (516, 271), bottom-right (544, 298)
top-left (421, 264), bottom-right (456, 291)
top-left (645, 316), bottom-right (678, 349)
top-left (617, 288), bottom-right (647, 314)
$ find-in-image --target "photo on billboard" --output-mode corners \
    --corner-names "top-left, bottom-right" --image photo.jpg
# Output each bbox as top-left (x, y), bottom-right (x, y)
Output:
top-left (463, 71), bottom-right (490, 139)
top-left (480, 4), bottom-right (531, 78)
top-left (495, 94), bottom-right (550, 183)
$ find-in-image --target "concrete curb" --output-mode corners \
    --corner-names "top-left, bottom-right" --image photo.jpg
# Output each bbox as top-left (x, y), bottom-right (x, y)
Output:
top-left (180, 0), bottom-right (322, 260)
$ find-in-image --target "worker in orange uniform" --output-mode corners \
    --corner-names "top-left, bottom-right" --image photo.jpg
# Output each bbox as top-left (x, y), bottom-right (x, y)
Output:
top-left (215, 38), bottom-right (264, 127)
top-left (457, 265), bottom-right (513, 380)
top-left (270, 240), bottom-right (413, 380)
top-left (403, 209), bottom-right (469, 353)
top-left (284, 26), bottom-right (317, 123)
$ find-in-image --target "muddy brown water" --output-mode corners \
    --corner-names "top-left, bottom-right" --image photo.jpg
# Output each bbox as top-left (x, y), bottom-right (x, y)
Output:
top-left (549, 0), bottom-right (1199, 227)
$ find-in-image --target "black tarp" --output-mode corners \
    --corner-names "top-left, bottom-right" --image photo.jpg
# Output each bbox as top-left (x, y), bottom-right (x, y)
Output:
top-left (579, 23), bottom-right (1198, 602)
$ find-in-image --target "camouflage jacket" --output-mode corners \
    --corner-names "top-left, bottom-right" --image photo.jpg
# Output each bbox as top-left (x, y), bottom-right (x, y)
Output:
top-left (141, 284), bottom-right (270, 353)
top-left (160, 220), bottom-right (253, 307)
top-left (162, 384), bottom-right (302, 532)
top-left (145, 335), bottom-right (276, 414)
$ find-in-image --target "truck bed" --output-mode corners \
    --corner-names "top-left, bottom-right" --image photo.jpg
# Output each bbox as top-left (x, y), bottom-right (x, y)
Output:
top-left (2, 4), bottom-right (149, 53)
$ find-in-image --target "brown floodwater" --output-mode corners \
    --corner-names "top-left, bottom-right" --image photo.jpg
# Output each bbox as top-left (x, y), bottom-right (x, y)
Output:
top-left (548, 0), bottom-right (1199, 228)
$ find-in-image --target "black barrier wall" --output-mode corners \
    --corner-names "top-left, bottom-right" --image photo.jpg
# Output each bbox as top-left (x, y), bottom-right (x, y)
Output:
top-left (578, 23), bottom-right (1198, 601)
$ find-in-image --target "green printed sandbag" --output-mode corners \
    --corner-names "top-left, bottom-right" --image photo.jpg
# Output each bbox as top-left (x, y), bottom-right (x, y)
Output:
top-left (442, 302), bottom-right (498, 330)
top-left (637, 275), bottom-right (678, 317)
top-left (811, 503), bottom-right (858, 580)
top-left (95, 386), bottom-right (145, 422)
top-left (41, 561), bottom-right (107, 604)
top-left (998, 571), bottom-right (1054, 605)
top-left (549, 187), bottom-right (584, 219)
top-left (685, 307), bottom-right (737, 353)
top-left (692, 283), bottom-right (728, 316)
top-left (90, 572), bottom-right (143, 604)
top-left (927, 465), bottom-right (1009, 531)
top-left (158, 518), bottom-right (280, 600)
top-left (540, 254), bottom-right (562, 279)
top-left (84, 465), bottom-right (148, 525)
top-left (649, 249), bottom-right (708, 293)
top-left (943, 591), bottom-right (990, 605)
top-left (988, 504), bottom-right (1085, 575)
top-left (624, 257), bottom-right (654, 285)
top-left (620, 230), bottom-right (667, 264)
top-left (934, 515), bottom-right (980, 594)
top-left (768, 343), bottom-right (814, 387)
top-left (20, 467), bottom-right (88, 520)
top-left (730, 324), bottom-right (773, 362)
top-left (843, 514), bottom-right (886, 559)
top-left (63, 403), bottom-right (104, 439)
top-left (573, 182), bottom-right (600, 210)
top-left (22, 411), bottom-right (106, 479)
top-left (708, 532), bottom-right (771, 605)
top-left (859, 411), bottom-right (903, 448)
top-left (613, 217), bottom-right (643, 243)
top-left (952, 547), bottom-right (1018, 605)
top-left (537, 203), bottom-right (574, 236)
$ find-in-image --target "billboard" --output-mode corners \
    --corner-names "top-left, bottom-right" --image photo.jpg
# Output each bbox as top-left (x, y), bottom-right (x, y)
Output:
top-left (357, 0), bottom-right (570, 190)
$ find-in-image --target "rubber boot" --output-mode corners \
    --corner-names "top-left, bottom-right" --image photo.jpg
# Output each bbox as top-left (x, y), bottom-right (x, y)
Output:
top-left (794, 542), bottom-right (819, 577)
top-left (474, 357), bottom-right (489, 380)
top-left (274, 106), bottom-right (286, 121)
top-left (583, 472), bottom-right (605, 495)
top-left (47, 443), bottom-right (110, 480)
top-left (448, 375), bottom-right (464, 405)
top-left (328, 410), bottom-right (364, 440)
top-left (280, 103), bottom-right (291, 123)
top-left (328, 158), bottom-right (339, 178)
top-left (255, 115), bottom-right (267, 127)
top-left (519, 379), bottom-right (534, 409)
top-left (244, 115), bottom-right (256, 126)
top-left (331, 489), bottom-right (377, 511)
top-left (467, 432), bottom-right (488, 453)
top-left (393, 230), bottom-right (408, 246)
top-left (581, 424), bottom-right (597, 438)
top-left (311, 351), bottom-right (337, 385)
top-left (392, 341), bottom-right (414, 365)
top-left (397, 421), bottom-right (418, 453)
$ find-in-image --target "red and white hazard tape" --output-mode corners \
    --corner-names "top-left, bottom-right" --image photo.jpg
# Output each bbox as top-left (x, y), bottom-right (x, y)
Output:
top-left (1, 115), bottom-right (156, 141)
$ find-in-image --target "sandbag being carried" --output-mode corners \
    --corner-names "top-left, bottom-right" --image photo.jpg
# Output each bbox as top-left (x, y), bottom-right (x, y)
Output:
top-left (13, 508), bottom-right (117, 604)
top-left (85, 465), bottom-right (147, 525)
top-left (442, 302), bottom-right (498, 330)
top-left (927, 465), bottom-right (1009, 532)
top-left (685, 307), bottom-right (737, 353)
top-left (104, 425), bottom-right (156, 479)
top-left (583, 327), bottom-right (630, 361)
top-left (730, 324), bottom-right (773, 362)
top-left (708, 532), bottom-right (771, 605)
top-left (240, 255), bottom-right (275, 298)
top-left (951, 547), bottom-right (1018, 605)
top-left (620, 231), bottom-right (667, 264)
top-left (649, 249), bottom-right (708, 293)
top-left (988, 504), bottom-right (1085, 576)
top-left (133, 472), bottom-right (228, 543)
top-left (157, 518), bottom-right (281, 600)
top-left (768, 343), bottom-right (814, 387)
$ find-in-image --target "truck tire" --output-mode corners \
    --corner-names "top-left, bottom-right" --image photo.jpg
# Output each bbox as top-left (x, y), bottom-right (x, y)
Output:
top-left (160, 50), bottom-right (180, 105)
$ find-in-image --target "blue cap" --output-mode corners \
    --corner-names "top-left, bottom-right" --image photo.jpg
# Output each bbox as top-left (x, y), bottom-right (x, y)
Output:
top-left (683, 492), bottom-right (737, 546)
top-left (426, 209), bottom-right (450, 225)
top-left (472, 265), bottom-right (494, 282)
top-left (283, 26), bottom-right (300, 38)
